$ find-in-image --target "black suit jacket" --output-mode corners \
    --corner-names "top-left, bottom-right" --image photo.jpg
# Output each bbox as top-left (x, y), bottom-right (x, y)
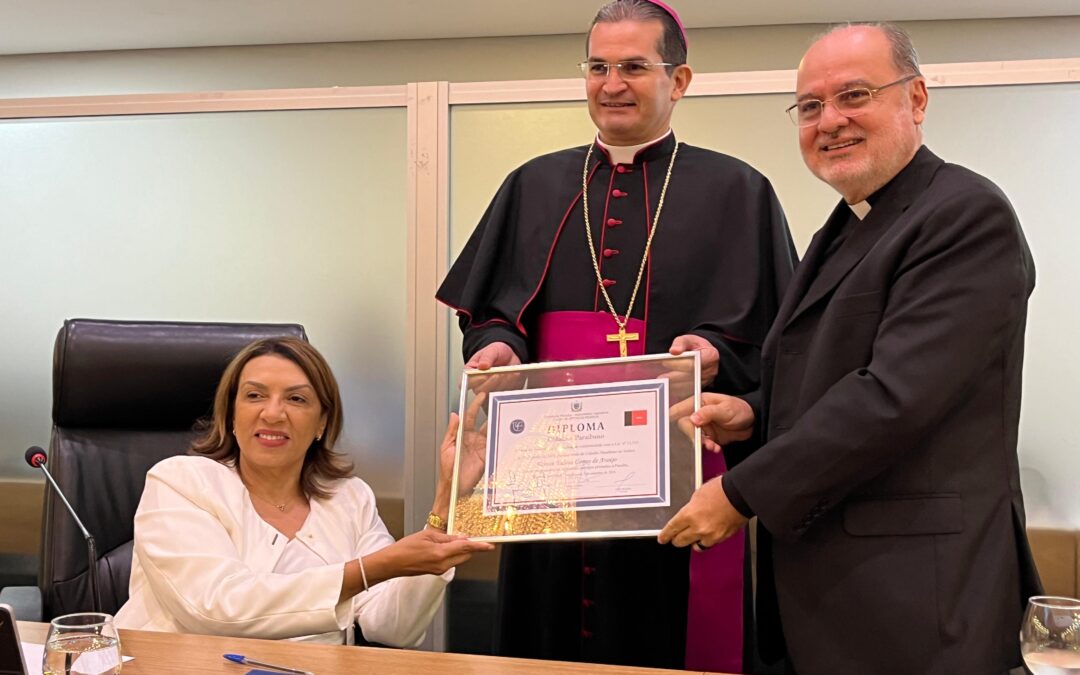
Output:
top-left (725, 147), bottom-right (1042, 675)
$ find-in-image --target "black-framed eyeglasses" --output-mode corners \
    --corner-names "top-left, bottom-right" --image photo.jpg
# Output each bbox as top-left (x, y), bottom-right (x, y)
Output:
top-left (785, 74), bottom-right (920, 127)
top-left (578, 60), bottom-right (674, 80)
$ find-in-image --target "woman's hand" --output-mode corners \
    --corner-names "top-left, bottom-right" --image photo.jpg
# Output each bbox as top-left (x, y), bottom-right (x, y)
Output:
top-left (364, 530), bottom-right (494, 582)
top-left (433, 393), bottom-right (488, 517)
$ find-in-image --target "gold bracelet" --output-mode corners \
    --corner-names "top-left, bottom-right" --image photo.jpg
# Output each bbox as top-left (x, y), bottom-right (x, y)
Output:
top-left (426, 511), bottom-right (447, 531)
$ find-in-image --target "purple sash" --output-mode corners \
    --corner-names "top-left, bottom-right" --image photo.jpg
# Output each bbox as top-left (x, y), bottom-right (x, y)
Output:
top-left (536, 310), bottom-right (745, 672)
top-left (686, 449), bottom-right (745, 673)
top-left (536, 310), bottom-right (646, 361)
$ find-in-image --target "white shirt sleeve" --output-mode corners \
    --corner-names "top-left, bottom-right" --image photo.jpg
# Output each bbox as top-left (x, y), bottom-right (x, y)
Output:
top-left (346, 480), bottom-right (453, 648)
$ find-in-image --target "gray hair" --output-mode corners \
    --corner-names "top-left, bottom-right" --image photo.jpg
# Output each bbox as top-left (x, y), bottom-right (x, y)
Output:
top-left (587, 0), bottom-right (687, 67)
top-left (818, 22), bottom-right (921, 76)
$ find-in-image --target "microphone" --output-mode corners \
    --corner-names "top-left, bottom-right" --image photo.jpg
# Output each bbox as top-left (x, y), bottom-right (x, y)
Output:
top-left (25, 446), bottom-right (101, 613)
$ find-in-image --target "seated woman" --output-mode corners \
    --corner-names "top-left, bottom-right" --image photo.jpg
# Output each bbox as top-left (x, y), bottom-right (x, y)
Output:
top-left (115, 336), bottom-right (492, 646)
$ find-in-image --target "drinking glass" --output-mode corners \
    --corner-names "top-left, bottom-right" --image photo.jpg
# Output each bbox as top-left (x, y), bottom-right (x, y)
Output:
top-left (1021, 596), bottom-right (1080, 675)
top-left (42, 612), bottom-right (122, 675)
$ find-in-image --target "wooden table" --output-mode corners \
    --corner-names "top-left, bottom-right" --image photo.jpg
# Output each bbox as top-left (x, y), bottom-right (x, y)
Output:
top-left (19, 622), bottom-right (719, 675)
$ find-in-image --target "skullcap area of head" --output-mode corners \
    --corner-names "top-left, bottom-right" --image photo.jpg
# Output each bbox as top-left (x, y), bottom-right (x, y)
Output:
top-left (644, 0), bottom-right (688, 49)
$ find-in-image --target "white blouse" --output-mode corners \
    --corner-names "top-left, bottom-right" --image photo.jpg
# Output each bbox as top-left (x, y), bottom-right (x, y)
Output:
top-left (274, 536), bottom-right (350, 644)
top-left (115, 455), bottom-right (451, 647)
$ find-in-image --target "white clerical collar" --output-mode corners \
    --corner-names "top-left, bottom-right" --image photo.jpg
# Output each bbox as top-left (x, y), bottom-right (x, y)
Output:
top-left (848, 200), bottom-right (872, 220)
top-left (596, 129), bottom-right (673, 165)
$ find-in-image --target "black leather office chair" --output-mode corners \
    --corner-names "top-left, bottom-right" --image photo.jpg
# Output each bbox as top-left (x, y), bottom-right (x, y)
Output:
top-left (3, 319), bottom-right (306, 621)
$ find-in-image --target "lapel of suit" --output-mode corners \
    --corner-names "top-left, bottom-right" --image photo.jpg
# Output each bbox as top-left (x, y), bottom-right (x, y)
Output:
top-left (771, 203), bottom-right (848, 333)
top-left (784, 146), bottom-right (943, 329)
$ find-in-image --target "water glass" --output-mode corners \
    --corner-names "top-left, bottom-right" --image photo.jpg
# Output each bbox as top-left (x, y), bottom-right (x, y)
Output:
top-left (1021, 596), bottom-right (1080, 675)
top-left (42, 612), bottom-right (122, 675)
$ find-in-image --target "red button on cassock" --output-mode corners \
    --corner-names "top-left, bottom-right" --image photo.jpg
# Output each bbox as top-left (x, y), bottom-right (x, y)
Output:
top-left (616, 165), bottom-right (628, 174)
top-left (612, 189), bottom-right (627, 197)
top-left (601, 279), bottom-right (616, 287)
top-left (603, 248), bottom-right (619, 258)
top-left (606, 218), bottom-right (622, 227)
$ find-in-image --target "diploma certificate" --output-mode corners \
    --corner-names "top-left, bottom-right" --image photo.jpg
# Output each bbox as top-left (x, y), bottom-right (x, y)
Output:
top-left (484, 379), bottom-right (669, 515)
top-left (448, 352), bottom-right (701, 542)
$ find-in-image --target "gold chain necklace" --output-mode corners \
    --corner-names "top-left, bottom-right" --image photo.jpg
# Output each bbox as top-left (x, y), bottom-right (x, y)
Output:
top-left (244, 482), bottom-right (299, 512)
top-left (582, 140), bottom-right (679, 356)
top-left (251, 491), bottom-right (290, 512)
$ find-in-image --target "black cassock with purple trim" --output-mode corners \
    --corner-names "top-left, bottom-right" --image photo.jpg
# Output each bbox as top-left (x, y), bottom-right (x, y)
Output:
top-left (437, 133), bottom-right (796, 671)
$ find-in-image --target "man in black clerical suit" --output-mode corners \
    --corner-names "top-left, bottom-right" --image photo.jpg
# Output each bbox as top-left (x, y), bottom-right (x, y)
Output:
top-left (660, 23), bottom-right (1042, 675)
top-left (437, 1), bottom-right (795, 670)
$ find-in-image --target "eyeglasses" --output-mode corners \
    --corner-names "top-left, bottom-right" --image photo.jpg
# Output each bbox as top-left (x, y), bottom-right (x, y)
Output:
top-left (785, 74), bottom-right (919, 127)
top-left (579, 60), bottom-right (674, 80)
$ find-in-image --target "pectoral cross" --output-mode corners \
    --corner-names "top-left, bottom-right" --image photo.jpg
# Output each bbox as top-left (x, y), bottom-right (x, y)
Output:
top-left (606, 326), bottom-right (640, 358)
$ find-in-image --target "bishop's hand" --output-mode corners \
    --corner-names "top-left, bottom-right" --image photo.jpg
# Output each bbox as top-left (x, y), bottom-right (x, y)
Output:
top-left (668, 334), bottom-right (719, 388)
top-left (465, 341), bottom-right (521, 370)
top-left (465, 342), bottom-right (526, 395)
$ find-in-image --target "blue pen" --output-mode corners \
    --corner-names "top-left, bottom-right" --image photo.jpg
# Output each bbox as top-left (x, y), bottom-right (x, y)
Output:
top-left (223, 653), bottom-right (314, 675)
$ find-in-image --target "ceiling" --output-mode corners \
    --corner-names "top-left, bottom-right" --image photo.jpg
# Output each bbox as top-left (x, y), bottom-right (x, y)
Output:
top-left (3, 0), bottom-right (1077, 56)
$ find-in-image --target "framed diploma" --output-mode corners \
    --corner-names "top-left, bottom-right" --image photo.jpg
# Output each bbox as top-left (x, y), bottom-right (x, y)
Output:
top-left (448, 352), bottom-right (701, 542)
